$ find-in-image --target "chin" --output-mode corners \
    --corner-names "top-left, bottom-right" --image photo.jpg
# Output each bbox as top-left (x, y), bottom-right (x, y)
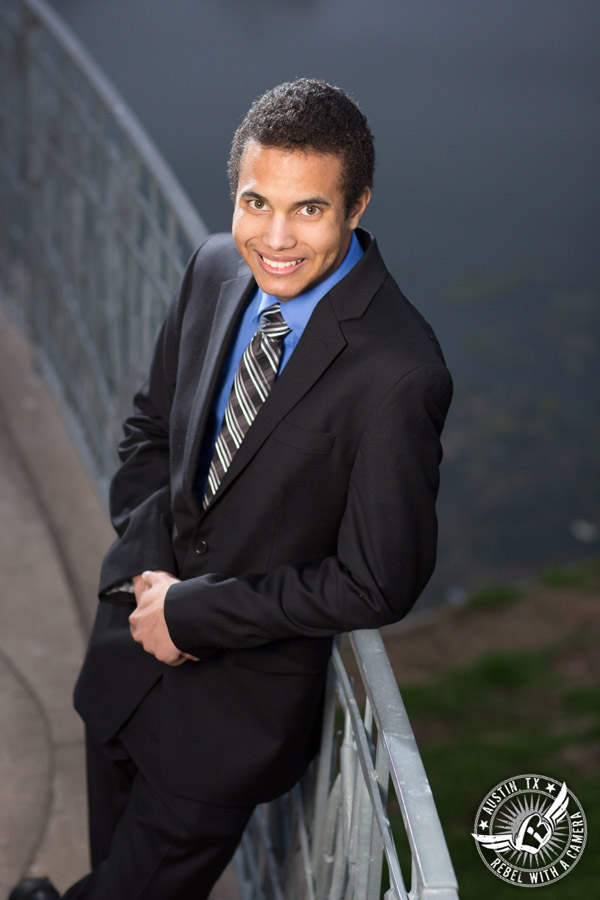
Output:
top-left (254, 271), bottom-right (310, 300)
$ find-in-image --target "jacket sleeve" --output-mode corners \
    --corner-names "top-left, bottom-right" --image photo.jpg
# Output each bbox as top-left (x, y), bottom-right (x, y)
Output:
top-left (165, 362), bottom-right (452, 654)
top-left (98, 251), bottom-right (199, 597)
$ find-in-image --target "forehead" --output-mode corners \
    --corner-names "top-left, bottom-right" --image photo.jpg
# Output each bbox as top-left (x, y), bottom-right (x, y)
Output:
top-left (237, 141), bottom-right (345, 202)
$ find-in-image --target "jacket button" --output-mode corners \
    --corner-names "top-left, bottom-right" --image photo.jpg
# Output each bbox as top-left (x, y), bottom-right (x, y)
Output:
top-left (195, 540), bottom-right (208, 555)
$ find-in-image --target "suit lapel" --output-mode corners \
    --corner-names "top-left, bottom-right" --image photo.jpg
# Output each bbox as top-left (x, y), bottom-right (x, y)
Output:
top-left (182, 271), bottom-right (254, 512)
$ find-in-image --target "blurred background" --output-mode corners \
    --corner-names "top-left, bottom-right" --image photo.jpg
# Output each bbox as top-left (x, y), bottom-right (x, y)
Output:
top-left (48, 0), bottom-right (600, 609)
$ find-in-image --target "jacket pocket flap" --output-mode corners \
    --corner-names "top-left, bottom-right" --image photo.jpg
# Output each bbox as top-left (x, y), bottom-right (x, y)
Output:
top-left (271, 421), bottom-right (335, 453)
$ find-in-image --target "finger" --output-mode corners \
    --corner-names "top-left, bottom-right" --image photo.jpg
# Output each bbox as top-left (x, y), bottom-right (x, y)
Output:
top-left (128, 609), bottom-right (142, 638)
top-left (181, 653), bottom-right (199, 662)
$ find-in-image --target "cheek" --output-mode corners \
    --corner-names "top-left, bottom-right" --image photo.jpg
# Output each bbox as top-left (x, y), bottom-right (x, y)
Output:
top-left (232, 215), bottom-right (253, 253)
top-left (302, 225), bottom-right (329, 252)
top-left (315, 228), bottom-right (346, 263)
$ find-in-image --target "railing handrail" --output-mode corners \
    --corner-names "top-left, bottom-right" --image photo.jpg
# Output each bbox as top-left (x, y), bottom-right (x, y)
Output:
top-left (349, 631), bottom-right (459, 898)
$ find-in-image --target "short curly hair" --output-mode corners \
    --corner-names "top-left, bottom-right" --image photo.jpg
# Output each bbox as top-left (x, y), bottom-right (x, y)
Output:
top-left (228, 79), bottom-right (375, 217)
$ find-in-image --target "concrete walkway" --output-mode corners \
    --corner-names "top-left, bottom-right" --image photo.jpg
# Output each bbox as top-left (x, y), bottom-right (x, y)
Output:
top-left (0, 307), bottom-right (236, 899)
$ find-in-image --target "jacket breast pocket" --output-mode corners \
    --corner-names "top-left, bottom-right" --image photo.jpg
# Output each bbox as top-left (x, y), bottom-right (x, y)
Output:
top-left (271, 421), bottom-right (335, 454)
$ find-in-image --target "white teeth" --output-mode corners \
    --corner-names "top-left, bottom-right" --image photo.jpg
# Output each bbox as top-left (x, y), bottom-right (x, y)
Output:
top-left (262, 256), bottom-right (302, 270)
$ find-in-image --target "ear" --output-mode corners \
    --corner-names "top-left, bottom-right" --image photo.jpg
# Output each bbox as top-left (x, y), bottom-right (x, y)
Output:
top-left (347, 188), bottom-right (371, 229)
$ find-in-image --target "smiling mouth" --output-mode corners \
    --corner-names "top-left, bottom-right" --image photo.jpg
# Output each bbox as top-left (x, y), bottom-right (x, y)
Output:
top-left (257, 252), bottom-right (305, 273)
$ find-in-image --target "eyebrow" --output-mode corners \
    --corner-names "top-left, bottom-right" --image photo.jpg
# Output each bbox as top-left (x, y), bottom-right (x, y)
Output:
top-left (240, 190), bottom-right (267, 203)
top-left (239, 190), bottom-right (331, 208)
top-left (295, 197), bottom-right (331, 208)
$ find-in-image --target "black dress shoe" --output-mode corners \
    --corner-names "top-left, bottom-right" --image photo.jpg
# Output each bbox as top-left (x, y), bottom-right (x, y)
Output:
top-left (8, 877), bottom-right (60, 900)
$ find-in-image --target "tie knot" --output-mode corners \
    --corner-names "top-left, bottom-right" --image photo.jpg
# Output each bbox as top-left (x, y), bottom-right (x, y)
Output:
top-left (259, 303), bottom-right (291, 339)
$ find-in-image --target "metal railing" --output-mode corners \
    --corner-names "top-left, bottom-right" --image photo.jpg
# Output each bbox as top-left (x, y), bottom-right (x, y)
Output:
top-left (0, 0), bottom-right (208, 498)
top-left (235, 632), bottom-right (459, 900)
top-left (0, 2), bottom-right (459, 898)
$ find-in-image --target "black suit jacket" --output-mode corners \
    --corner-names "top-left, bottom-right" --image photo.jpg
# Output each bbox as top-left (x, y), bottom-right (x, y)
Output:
top-left (74, 229), bottom-right (452, 805)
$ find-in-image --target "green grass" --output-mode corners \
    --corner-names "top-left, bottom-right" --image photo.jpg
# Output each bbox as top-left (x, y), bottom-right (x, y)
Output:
top-left (466, 582), bottom-right (525, 609)
top-left (388, 574), bottom-right (599, 899)
top-left (540, 556), bottom-right (600, 590)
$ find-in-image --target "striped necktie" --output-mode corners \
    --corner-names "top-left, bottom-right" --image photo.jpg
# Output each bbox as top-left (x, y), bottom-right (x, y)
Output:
top-left (203, 303), bottom-right (291, 508)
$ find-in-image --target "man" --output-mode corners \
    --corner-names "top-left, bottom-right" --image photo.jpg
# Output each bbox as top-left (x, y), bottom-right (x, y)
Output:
top-left (11, 79), bottom-right (452, 900)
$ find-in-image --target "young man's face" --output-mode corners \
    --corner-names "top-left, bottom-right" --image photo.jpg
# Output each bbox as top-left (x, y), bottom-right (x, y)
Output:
top-left (232, 141), bottom-right (370, 302)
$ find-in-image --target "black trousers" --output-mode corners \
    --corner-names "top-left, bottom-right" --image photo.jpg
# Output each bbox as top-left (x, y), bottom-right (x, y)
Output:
top-left (63, 680), bottom-right (254, 900)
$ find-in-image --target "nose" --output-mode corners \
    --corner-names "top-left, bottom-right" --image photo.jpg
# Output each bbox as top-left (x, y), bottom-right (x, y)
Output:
top-left (263, 214), bottom-right (296, 251)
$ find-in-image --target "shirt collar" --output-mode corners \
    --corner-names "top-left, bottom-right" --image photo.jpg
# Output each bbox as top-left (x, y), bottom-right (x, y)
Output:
top-left (255, 232), bottom-right (364, 335)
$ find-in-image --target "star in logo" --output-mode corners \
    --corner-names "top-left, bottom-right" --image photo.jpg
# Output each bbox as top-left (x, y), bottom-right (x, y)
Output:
top-left (479, 821), bottom-right (489, 831)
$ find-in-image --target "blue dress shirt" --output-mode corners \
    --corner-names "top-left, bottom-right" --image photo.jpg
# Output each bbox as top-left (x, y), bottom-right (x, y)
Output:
top-left (195, 232), bottom-right (363, 497)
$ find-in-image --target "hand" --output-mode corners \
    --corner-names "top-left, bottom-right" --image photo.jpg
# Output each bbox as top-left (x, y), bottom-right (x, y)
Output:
top-left (129, 570), bottom-right (198, 666)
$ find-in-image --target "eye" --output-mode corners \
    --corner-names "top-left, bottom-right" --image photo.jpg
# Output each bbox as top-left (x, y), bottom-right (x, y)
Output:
top-left (248, 198), bottom-right (266, 210)
top-left (299, 205), bottom-right (320, 217)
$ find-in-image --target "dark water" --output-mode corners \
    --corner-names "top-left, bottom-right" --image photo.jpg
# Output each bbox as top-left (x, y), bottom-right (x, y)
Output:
top-left (50, 0), bottom-right (600, 607)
